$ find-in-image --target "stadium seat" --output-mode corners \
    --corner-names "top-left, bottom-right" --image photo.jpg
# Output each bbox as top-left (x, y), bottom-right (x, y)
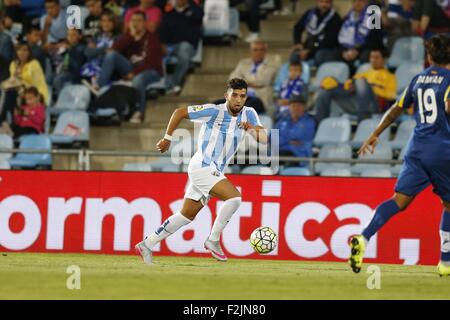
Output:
top-left (395, 62), bottom-right (424, 94)
top-left (315, 143), bottom-right (352, 174)
top-left (280, 167), bottom-right (311, 176)
top-left (388, 37), bottom-right (425, 69)
top-left (149, 157), bottom-right (182, 172)
top-left (241, 166), bottom-right (275, 175)
top-left (50, 111), bottom-right (90, 145)
top-left (320, 167), bottom-right (352, 177)
top-left (273, 62), bottom-right (311, 93)
top-left (351, 118), bottom-right (390, 149)
top-left (390, 119), bottom-right (415, 149)
top-left (9, 135), bottom-right (52, 168)
top-left (51, 85), bottom-right (91, 115)
top-left (391, 145), bottom-right (407, 176)
top-left (313, 117), bottom-right (351, 147)
top-left (356, 63), bottom-right (371, 74)
top-left (310, 62), bottom-right (350, 91)
top-left (191, 40), bottom-right (203, 65)
top-left (351, 143), bottom-right (393, 175)
top-left (0, 160), bottom-right (11, 169)
top-left (123, 163), bottom-right (153, 172)
top-left (203, 0), bottom-right (230, 37)
top-left (360, 168), bottom-right (393, 178)
top-left (0, 134), bottom-right (14, 162)
top-left (258, 114), bottom-right (274, 131)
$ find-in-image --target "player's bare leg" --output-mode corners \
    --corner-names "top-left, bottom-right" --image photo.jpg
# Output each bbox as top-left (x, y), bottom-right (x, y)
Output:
top-left (204, 179), bottom-right (242, 262)
top-left (349, 192), bottom-right (414, 273)
top-left (135, 198), bottom-right (204, 264)
top-left (437, 201), bottom-right (450, 276)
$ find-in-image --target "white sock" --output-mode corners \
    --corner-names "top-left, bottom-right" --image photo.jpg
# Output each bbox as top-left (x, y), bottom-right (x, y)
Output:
top-left (144, 212), bottom-right (191, 249)
top-left (209, 197), bottom-right (242, 242)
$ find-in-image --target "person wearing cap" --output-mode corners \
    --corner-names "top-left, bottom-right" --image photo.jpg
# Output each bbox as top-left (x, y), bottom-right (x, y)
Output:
top-left (273, 94), bottom-right (316, 167)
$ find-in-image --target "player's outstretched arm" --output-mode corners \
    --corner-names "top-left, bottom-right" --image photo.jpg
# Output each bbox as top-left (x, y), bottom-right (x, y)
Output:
top-left (156, 107), bottom-right (189, 153)
top-left (359, 103), bottom-right (403, 156)
top-left (240, 122), bottom-right (268, 144)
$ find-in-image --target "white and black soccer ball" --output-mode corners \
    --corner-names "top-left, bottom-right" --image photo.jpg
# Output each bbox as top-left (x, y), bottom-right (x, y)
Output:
top-left (250, 226), bottom-right (277, 254)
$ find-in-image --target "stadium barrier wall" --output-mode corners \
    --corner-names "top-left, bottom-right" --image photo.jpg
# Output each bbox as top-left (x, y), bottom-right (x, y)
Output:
top-left (0, 171), bottom-right (442, 265)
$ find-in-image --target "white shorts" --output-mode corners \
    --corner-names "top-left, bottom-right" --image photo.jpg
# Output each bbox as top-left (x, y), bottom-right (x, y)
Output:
top-left (184, 165), bottom-right (226, 205)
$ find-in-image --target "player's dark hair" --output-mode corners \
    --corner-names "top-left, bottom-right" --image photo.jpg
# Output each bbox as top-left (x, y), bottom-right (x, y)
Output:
top-left (227, 78), bottom-right (248, 91)
top-left (425, 34), bottom-right (450, 65)
top-left (44, 0), bottom-right (59, 5)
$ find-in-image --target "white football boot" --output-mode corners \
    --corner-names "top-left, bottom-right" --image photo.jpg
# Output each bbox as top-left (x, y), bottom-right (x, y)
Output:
top-left (135, 240), bottom-right (153, 265)
top-left (204, 239), bottom-right (227, 262)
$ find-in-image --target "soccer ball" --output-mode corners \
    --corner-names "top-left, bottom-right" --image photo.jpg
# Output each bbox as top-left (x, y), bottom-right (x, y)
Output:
top-left (250, 226), bottom-right (277, 254)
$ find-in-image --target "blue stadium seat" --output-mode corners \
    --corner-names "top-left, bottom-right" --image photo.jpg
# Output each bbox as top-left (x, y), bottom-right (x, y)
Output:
top-left (351, 143), bottom-right (393, 175)
top-left (313, 117), bottom-right (351, 147)
top-left (241, 166), bottom-right (275, 175)
top-left (9, 135), bottom-right (52, 168)
top-left (391, 145), bottom-right (407, 176)
top-left (51, 85), bottom-right (91, 115)
top-left (0, 134), bottom-right (14, 162)
top-left (280, 167), bottom-right (311, 176)
top-left (315, 143), bottom-right (352, 174)
top-left (390, 119), bottom-right (415, 149)
top-left (311, 62), bottom-right (350, 91)
top-left (50, 111), bottom-right (90, 145)
top-left (360, 168), bottom-right (393, 178)
top-left (395, 62), bottom-right (424, 94)
top-left (388, 37), bottom-right (425, 69)
top-left (123, 163), bottom-right (153, 172)
top-left (320, 167), bottom-right (352, 177)
top-left (351, 118), bottom-right (390, 148)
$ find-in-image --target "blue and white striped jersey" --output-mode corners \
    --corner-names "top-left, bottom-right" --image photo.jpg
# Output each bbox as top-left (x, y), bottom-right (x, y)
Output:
top-left (187, 103), bottom-right (262, 172)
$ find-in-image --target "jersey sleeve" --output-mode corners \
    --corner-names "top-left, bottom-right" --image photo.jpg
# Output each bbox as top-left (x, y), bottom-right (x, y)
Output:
top-left (187, 104), bottom-right (217, 123)
top-left (397, 82), bottom-right (414, 109)
top-left (245, 108), bottom-right (262, 127)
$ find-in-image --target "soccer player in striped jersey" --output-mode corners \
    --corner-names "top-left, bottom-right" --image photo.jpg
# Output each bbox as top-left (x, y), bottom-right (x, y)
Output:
top-left (348, 34), bottom-right (450, 275)
top-left (135, 78), bottom-right (268, 264)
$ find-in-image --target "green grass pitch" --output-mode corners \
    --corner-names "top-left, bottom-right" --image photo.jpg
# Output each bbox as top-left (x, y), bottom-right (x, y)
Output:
top-left (1, 252), bottom-right (449, 300)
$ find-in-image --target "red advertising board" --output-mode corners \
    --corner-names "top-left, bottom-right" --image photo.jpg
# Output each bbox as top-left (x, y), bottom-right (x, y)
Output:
top-left (0, 171), bottom-right (443, 265)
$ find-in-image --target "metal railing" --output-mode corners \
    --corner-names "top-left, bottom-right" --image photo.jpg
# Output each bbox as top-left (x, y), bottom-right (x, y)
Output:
top-left (0, 148), bottom-right (403, 175)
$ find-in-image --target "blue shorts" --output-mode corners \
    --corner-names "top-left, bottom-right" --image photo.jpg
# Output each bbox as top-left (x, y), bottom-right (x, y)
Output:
top-left (395, 155), bottom-right (450, 203)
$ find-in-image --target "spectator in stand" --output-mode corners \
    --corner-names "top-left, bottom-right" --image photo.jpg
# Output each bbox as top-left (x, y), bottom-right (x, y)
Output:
top-left (412, 0), bottom-right (450, 38)
top-left (0, 86), bottom-right (45, 138)
top-left (124, 0), bottom-right (162, 33)
top-left (82, 9), bottom-right (119, 88)
top-left (49, 28), bottom-right (86, 96)
top-left (84, 0), bottom-right (104, 39)
top-left (275, 61), bottom-right (307, 118)
top-left (273, 94), bottom-right (316, 167)
top-left (385, 0), bottom-right (415, 52)
top-left (159, 0), bottom-right (203, 95)
top-left (94, 11), bottom-right (163, 123)
top-left (24, 26), bottom-right (46, 70)
top-left (338, 0), bottom-right (384, 73)
top-left (229, 40), bottom-right (279, 117)
top-left (314, 48), bottom-right (396, 123)
top-left (2, 0), bottom-right (25, 39)
top-left (0, 16), bottom-right (14, 63)
top-left (292, 0), bottom-right (342, 67)
top-left (230, 0), bottom-right (264, 43)
top-left (0, 43), bottom-right (48, 124)
top-left (40, 0), bottom-right (68, 47)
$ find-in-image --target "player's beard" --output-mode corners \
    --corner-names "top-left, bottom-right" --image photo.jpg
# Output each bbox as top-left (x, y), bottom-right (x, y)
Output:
top-left (227, 102), bottom-right (244, 115)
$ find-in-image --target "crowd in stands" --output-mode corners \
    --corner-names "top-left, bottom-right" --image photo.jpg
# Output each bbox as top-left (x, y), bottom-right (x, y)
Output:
top-left (0, 0), bottom-right (449, 174)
